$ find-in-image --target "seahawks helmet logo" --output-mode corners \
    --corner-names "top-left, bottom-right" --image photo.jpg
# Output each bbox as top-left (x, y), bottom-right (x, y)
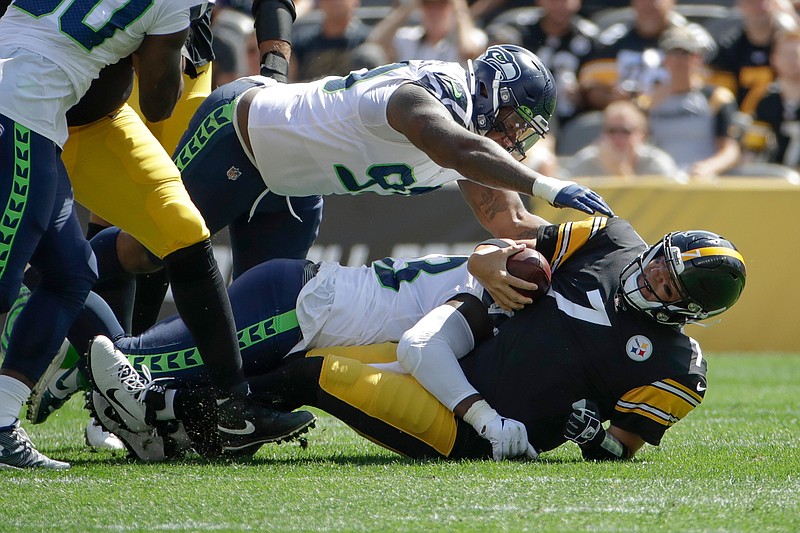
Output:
top-left (480, 47), bottom-right (522, 82)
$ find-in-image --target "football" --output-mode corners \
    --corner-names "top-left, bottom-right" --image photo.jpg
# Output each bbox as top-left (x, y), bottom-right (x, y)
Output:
top-left (506, 248), bottom-right (552, 301)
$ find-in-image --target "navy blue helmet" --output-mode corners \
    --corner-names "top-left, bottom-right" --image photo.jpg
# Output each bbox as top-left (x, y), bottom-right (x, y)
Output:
top-left (468, 44), bottom-right (557, 159)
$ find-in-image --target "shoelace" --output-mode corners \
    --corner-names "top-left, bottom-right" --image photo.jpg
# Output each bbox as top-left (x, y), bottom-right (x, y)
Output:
top-left (108, 360), bottom-right (148, 398)
top-left (106, 363), bottom-right (168, 406)
top-left (139, 366), bottom-right (171, 406)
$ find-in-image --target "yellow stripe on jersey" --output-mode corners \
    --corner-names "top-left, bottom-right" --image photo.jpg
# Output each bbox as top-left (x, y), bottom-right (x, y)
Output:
top-left (317, 354), bottom-right (458, 456)
top-left (549, 217), bottom-right (608, 270)
top-left (306, 343), bottom-right (399, 364)
top-left (615, 378), bottom-right (702, 427)
top-left (681, 246), bottom-right (746, 267)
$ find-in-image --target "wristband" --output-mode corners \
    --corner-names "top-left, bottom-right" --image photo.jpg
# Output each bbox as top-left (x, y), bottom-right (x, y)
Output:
top-left (260, 52), bottom-right (290, 83)
top-left (580, 430), bottom-right (630, 461)
top-left (531, 176), bottom-right (576, 204)
top-left (462, 399), bottom-right (497, 432)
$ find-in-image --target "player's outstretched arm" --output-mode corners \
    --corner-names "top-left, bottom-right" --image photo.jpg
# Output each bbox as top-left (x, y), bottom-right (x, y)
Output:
top-left (386, 84), bottom-right (614, 217)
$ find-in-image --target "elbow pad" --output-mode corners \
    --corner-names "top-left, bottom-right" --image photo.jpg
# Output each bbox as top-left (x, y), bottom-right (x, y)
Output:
top-left (252, 0), bottom-right (296, 44)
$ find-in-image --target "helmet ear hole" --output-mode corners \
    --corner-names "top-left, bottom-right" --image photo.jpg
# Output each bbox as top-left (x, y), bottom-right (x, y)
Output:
top-left (479, 81), bottom-right (489, 99)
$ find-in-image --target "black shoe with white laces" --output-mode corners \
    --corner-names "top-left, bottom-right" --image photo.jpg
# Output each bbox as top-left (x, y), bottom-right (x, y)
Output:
top-left (217, 396), bottom-right (316, 454)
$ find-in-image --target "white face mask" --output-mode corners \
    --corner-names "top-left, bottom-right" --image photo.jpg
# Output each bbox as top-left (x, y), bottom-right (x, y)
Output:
top-left (621, 268), bottom-right (661, 313)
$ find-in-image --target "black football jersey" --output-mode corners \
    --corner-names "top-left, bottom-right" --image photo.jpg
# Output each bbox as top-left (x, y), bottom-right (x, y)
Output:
top-left (753, 84), bottom-right (800, 167)
top-left (511, 12), bottom-right (597, 119)
top-left (579, 25), bottom-right (667, 96)
top-left (710, 26), bottom-right (774, 114)
top-left (459, 217), bottom-right (707, 453)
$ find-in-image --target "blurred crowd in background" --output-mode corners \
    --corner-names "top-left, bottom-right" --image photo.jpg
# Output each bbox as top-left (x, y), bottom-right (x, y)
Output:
top-left (211, 0), bottom-right (800, 183)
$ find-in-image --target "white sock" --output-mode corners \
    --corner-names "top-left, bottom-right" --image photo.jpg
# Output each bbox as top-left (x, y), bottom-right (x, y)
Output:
top-left (155, 389), bottom-right (177, 421)
top-left (0, 375), bottom-right (31, 428)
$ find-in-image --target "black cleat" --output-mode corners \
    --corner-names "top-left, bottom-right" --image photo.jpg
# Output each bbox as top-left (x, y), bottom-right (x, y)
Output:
top-left (217, 396), bottom-right (316, 454)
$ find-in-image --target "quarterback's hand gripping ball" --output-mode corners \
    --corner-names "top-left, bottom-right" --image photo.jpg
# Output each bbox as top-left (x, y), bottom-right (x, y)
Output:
top-left (505, 248), bottom-right (552, 301)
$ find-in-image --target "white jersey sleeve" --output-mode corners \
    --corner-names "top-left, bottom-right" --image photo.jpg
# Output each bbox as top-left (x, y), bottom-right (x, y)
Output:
top-left (245, 61), bottom-right (475, 197)
top-left (293, 254), bottom-right (486, 351)
top-left (0, 0), bottom-right (206, 145)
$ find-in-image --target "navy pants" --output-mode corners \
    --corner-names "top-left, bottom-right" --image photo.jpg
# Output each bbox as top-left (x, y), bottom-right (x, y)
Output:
top-left (0, 114), bottom-right (96, 381)
top-left (173, 78), bottom-right (323, 279)
top-left (70, 258), bottom-right (310, 386)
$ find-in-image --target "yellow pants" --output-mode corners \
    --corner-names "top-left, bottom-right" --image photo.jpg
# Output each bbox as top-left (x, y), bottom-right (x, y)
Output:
top-left (62, 65), bottom-right (213, 258)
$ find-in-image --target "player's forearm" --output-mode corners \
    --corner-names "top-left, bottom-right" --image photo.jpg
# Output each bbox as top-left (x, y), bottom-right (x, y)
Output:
top-left (448, 135), bottom-right (552, 196)
top-left (458, 181), bottom-right (546, 239)
top-left (253, 0), bottom-right (295, 79)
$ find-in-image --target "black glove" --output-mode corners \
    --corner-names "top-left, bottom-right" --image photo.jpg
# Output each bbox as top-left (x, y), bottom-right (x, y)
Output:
top-left (564, 399), bottom-right (604, 446)
top-left (260, 51), bottom-right (289, 83)
top-left (564, 399), bottom-right (630, 460)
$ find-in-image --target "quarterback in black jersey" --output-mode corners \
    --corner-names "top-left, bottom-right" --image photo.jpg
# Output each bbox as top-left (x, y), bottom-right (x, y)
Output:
top-left (299, 217), bottom-right (745, 461)
top-left (296, 216), bottom-right (746, 461)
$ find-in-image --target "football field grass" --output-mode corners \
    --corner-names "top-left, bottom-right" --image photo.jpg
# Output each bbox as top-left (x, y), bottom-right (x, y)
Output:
top-left (3, 354), bottom-right (799, 532)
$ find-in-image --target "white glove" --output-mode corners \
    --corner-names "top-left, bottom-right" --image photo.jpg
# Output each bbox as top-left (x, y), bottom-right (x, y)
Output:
top-left (463, 400), bottom-right (538, 461)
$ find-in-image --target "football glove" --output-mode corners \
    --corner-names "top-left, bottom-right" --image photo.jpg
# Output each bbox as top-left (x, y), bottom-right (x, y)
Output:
top-left (464, 399), bottom-right (538, 461)
top-left (531, 176), bottom-right (614, 217)
top-left (563, 399), bottom-right (629, 460)
top-left (564, 399), bottom-right (603, 445)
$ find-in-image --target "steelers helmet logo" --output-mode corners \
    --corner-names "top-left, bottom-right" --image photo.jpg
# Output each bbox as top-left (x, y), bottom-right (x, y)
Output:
top-left (626, 335), bottom-right (653, 362)
top-left (482, 48), bottom-right (522, 82)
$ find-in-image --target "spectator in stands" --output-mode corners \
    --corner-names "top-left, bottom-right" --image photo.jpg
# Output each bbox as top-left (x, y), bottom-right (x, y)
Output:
top-left (709, 0), bottom-right (796, 115)
top-left (647, 25), bottom-right (741, 179)
top-left (368, 0), bottom-right (488, 66)
top-left (747, 27), bottom-right (800, 167)
top-left (290, 0), bottom-right (376, 81)
top-left (564, 100), bottom-right (682, 179)
top-left (469, 0), bottom-right (532, 27)
top-left (578, 0), bottom-right (696, 111)
top-left (498, 0), bottom-right (598, 126)
top-left (212, 8), bottom-right (261, 88)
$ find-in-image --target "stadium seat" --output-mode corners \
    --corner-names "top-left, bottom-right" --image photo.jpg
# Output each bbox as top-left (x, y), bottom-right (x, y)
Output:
top-left (722, 163), bottom-right (800, 184)
top-left (555, 111), bottom-right (604, 156)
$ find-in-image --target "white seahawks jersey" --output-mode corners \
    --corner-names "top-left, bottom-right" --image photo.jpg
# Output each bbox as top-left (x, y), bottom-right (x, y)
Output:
top-left (294, 255), bottom-right (484, 350)
top-left (245, 61), bottom-right (474, 197)
top-left (0, 0), bottom-right (207, 146)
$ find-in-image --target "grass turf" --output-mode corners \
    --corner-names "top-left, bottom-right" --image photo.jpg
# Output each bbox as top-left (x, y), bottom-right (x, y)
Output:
top-left (3, 354), bottom-right (798, 532)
